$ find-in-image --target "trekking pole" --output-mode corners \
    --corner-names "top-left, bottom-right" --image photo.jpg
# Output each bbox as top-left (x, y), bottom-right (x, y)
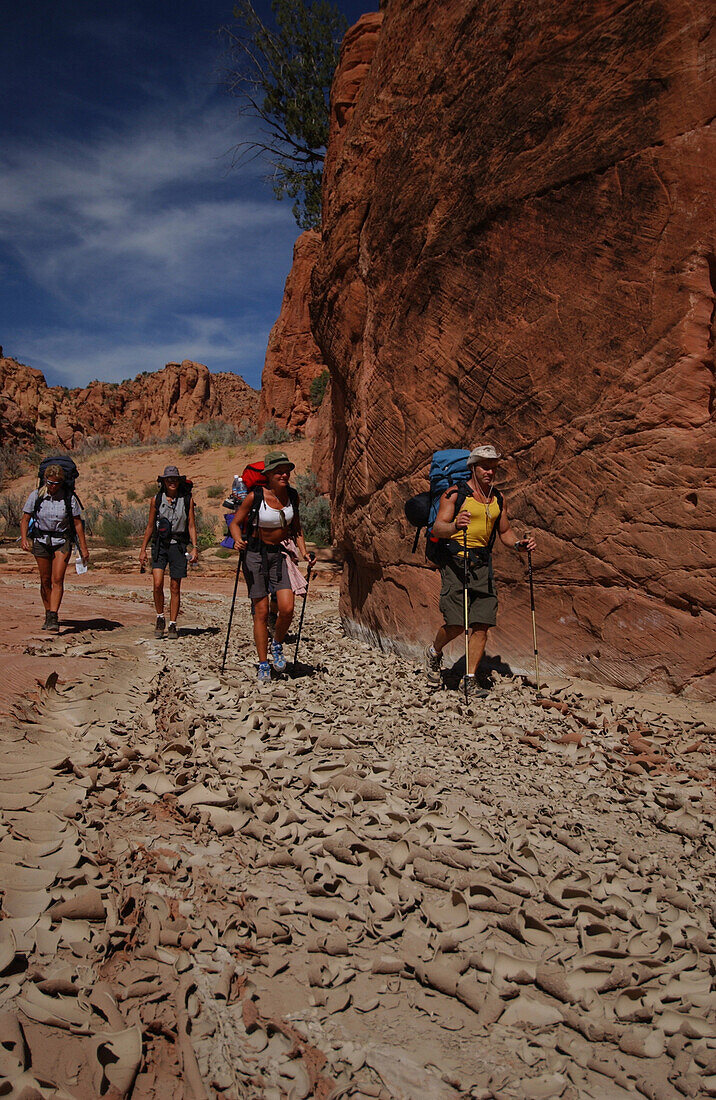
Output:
top-left (462, 528), bottom-right (469, 705)
top-left (527, 546), bottom-right (541, 692)
top-left (293, 555), bottom-right (316, 669)
top-left (221, 549), bottom-right (244, 673)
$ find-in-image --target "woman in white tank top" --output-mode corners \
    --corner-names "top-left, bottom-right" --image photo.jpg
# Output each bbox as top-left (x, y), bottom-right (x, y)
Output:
top-left (229, 451), bottom-right (315, 683)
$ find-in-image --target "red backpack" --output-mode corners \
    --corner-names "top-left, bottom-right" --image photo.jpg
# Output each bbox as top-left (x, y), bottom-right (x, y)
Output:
top-left (241, 461), bottom-right (266, 490)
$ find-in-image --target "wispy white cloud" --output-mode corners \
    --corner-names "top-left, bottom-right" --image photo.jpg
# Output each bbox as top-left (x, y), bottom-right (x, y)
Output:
top-left (0, 89), bottom-right (299, 386)
top-left (19, 314), bottom-right (271, 388)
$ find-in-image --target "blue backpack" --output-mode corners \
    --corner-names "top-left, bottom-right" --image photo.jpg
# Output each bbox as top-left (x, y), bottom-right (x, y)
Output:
top-left (404, 448), bottom-right (502, 566)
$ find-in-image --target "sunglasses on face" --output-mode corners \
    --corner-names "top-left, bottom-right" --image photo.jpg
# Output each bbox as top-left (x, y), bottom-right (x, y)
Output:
top-left (46, 479), bottom-right (63, 486)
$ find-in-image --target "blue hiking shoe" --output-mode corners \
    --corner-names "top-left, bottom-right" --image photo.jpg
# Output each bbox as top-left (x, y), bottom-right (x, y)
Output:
top-left (270, 639), bottom-right (287, 672)
top-left (257, 661), bottom-right (271, 684)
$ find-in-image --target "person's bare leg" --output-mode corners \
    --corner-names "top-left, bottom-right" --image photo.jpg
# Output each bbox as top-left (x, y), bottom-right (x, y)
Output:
top-left (433, 623), bottom-right (462, 653)
top-left (169, 578), bottom-right (181, 623)
top-left (273, 588), bottom-right (295, 644)
top-left (49, 551), bottom-right (70, 613)
top-left (37, 557), bottom-right (52, 610)
top-left (467, 624), bottom-right (489, 677)
top-left (152, 569), bottom-right (165, 615)
top-left (253, 597), bottom-right (269, 662)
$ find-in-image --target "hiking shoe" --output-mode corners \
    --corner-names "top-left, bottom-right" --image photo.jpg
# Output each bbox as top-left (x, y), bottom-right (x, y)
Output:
top-left (154, 615), bottom-right (165, 638)
top-left (424, 645), bottom-right (442, 686)
top-left (460, 675), bottom-right (489, 700)
top-left (42, 610), bottom-right (52, 630)
top-left (270, 639), bottom-right (286, 672)
top-left (167, 622), bottom-right (178, 640)
top-left (257, 661), bottom-right (271, 684)
top-left (46, 611), bottom-right (59, 634)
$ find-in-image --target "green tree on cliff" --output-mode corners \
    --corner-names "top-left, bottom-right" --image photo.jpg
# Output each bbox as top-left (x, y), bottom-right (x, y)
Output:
top-left (220, 0), bottom-right (347, 230)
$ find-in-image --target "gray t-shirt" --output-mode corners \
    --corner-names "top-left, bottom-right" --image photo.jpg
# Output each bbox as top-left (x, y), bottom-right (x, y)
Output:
top-left (157, 492), bottom-right (187, 543)
top-left (24, 489), bottom-right (81, 546)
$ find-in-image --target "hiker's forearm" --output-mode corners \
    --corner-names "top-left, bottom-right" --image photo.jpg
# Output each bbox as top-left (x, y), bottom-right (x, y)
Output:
top-left (74, 517), bottom-right (89, 555)
top-left (432, 517), bottom-right (458, 538)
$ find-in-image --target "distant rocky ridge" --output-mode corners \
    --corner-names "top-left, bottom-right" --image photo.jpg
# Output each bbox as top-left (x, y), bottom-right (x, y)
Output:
top-left (0, 356), bottom-right (259, 452)
top-left (285, 2), bottom-right (714, 699)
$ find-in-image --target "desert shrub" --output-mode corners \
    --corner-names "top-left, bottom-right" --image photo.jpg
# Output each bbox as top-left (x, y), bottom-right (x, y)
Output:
top-left (83, 503), bottom-right (100, 534)
top-left (310, 369), bottom-right (330, 408)
top-left (124, 506), bottom-right (148, 535)
top-left (110, 497), bottom-right (123, 518)
top-left (126, 488), bottom-right (138, 502)
top-left (177, 420), bottom-right (240, 455)
top-left (142, 481), bottom-right (157, 499)
top-left (0, 492), bottom-right (25, 535)
top-left (301, 496), bottom-right (331, 546)
top-left (76, 434), bottom-right (110, 454)
top-left (258, 420), bottom-right (291, 445)
top-left (214, 548), bottom-right (233, 559)
top-left (294, 471), bottom-right (330, 545)
top-left (193, 504), bottom-right (216, 550)
top-left (207, 485), bottom-right (224, 499)
top-left (238, 418), bottom-right (257, 443)
top-left (0, 446), bottom-right (27, 484)
top-left (101, 515), bottom-right (132, 547)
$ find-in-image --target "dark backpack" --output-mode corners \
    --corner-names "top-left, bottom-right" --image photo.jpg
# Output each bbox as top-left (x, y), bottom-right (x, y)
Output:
top-left (31, 456), bottom-right (83, 542)
top-left (153, 476), bottom-right (193, 546)
top-left (404, 448), bottom-right (503, 567)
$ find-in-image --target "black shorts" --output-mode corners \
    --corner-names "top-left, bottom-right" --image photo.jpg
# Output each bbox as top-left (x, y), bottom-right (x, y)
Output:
top-left (151, 542), bottom-right (188, 580)
top-left (243, 547), bottom-right (291, 600)
top-left (32, 538), bottom-right (72, 559)
top-left (439, 559), bottom-right (498, 628)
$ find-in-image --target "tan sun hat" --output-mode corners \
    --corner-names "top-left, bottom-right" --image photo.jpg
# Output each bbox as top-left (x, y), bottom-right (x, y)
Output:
top-left (467, 444), bottom-right (501, 465)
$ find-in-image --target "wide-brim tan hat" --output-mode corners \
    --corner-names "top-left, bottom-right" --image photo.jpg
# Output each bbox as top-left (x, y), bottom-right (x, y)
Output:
top-left (467, 445), bottom-right (501, 465)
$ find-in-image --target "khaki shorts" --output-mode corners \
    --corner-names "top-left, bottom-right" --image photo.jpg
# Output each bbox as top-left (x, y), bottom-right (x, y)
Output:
top-left (243, 547), bottom-right (291, 600)
top-left (439, 559), bottom-right (498, 628)
top-left (32, 538), bottom-right (72, 559)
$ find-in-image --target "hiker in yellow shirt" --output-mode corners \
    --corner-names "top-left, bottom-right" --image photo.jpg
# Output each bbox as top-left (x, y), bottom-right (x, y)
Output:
top-left (424, 444), bottom-right (536, 697)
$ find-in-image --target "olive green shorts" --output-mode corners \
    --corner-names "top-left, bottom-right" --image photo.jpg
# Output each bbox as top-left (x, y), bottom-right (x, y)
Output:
top-left (439, 560), bottom-right (498, 628)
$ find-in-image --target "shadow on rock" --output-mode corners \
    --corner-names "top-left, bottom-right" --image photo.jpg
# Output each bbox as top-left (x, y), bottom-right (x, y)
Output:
top-left (178, 626), bottom-right (220, 637)
top-left (443, 651), bottom-right (514, 690)
top-left (288, 661), bottom-right (326, 680)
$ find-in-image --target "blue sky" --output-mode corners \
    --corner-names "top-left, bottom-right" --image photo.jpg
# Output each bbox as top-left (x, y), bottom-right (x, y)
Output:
top-left (0, 0), bottom-right (374, 390)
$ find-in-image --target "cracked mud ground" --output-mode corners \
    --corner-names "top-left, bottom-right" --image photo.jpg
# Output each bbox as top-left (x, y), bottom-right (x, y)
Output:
top-left (0, 583), bottom-right (715, 1099)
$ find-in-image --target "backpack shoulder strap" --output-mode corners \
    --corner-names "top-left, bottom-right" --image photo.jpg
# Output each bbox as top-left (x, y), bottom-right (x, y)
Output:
top-left (452, 480), bottom-right (471, 519)
top-left (486, 489), bottom-right (504, 554)
top-left (247, 485), bottom-right (263, 528)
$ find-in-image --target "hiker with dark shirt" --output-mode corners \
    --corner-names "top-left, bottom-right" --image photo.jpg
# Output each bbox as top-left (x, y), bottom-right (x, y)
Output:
top-left (228, 451), bottom-right (313, 683)
top-left (139, 465), bottom-right (198, 639)
top-left (20, 463), bottom-right (90, 633)
top-left (424, 444), bottom-right (536, 696)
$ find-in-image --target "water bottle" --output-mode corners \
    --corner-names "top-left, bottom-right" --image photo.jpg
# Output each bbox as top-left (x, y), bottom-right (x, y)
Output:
top-left (232, 476), bottom-right (247, 502)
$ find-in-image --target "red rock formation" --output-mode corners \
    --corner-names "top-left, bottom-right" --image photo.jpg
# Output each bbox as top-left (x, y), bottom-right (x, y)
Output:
top-left (312, 1), bottom-right (715, 698)
top-left (0, 357), bottom-right (258, 453)
top-left (258, 231), bottom-right (328, 436)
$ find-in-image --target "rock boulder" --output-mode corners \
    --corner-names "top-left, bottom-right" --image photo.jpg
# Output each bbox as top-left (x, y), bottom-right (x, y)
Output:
top-left (311, 0), bottom-right (715, 698)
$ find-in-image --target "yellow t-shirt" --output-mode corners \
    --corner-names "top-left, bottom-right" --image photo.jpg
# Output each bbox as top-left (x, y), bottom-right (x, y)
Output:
top-left (448, 493), bottom-right (500, 551)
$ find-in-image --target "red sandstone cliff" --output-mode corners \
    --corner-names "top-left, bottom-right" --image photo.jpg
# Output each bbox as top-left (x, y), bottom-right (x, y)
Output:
top-left (258, 231), bottom-right (328, 436)
top-left (0, 357), bottom-right (258, 452)
top-left (311, 1), bottom-right (715, 698)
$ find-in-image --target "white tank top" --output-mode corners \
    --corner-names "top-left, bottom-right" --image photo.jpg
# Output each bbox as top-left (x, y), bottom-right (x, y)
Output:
top-left (258, 499), bottom-right (294, 529)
